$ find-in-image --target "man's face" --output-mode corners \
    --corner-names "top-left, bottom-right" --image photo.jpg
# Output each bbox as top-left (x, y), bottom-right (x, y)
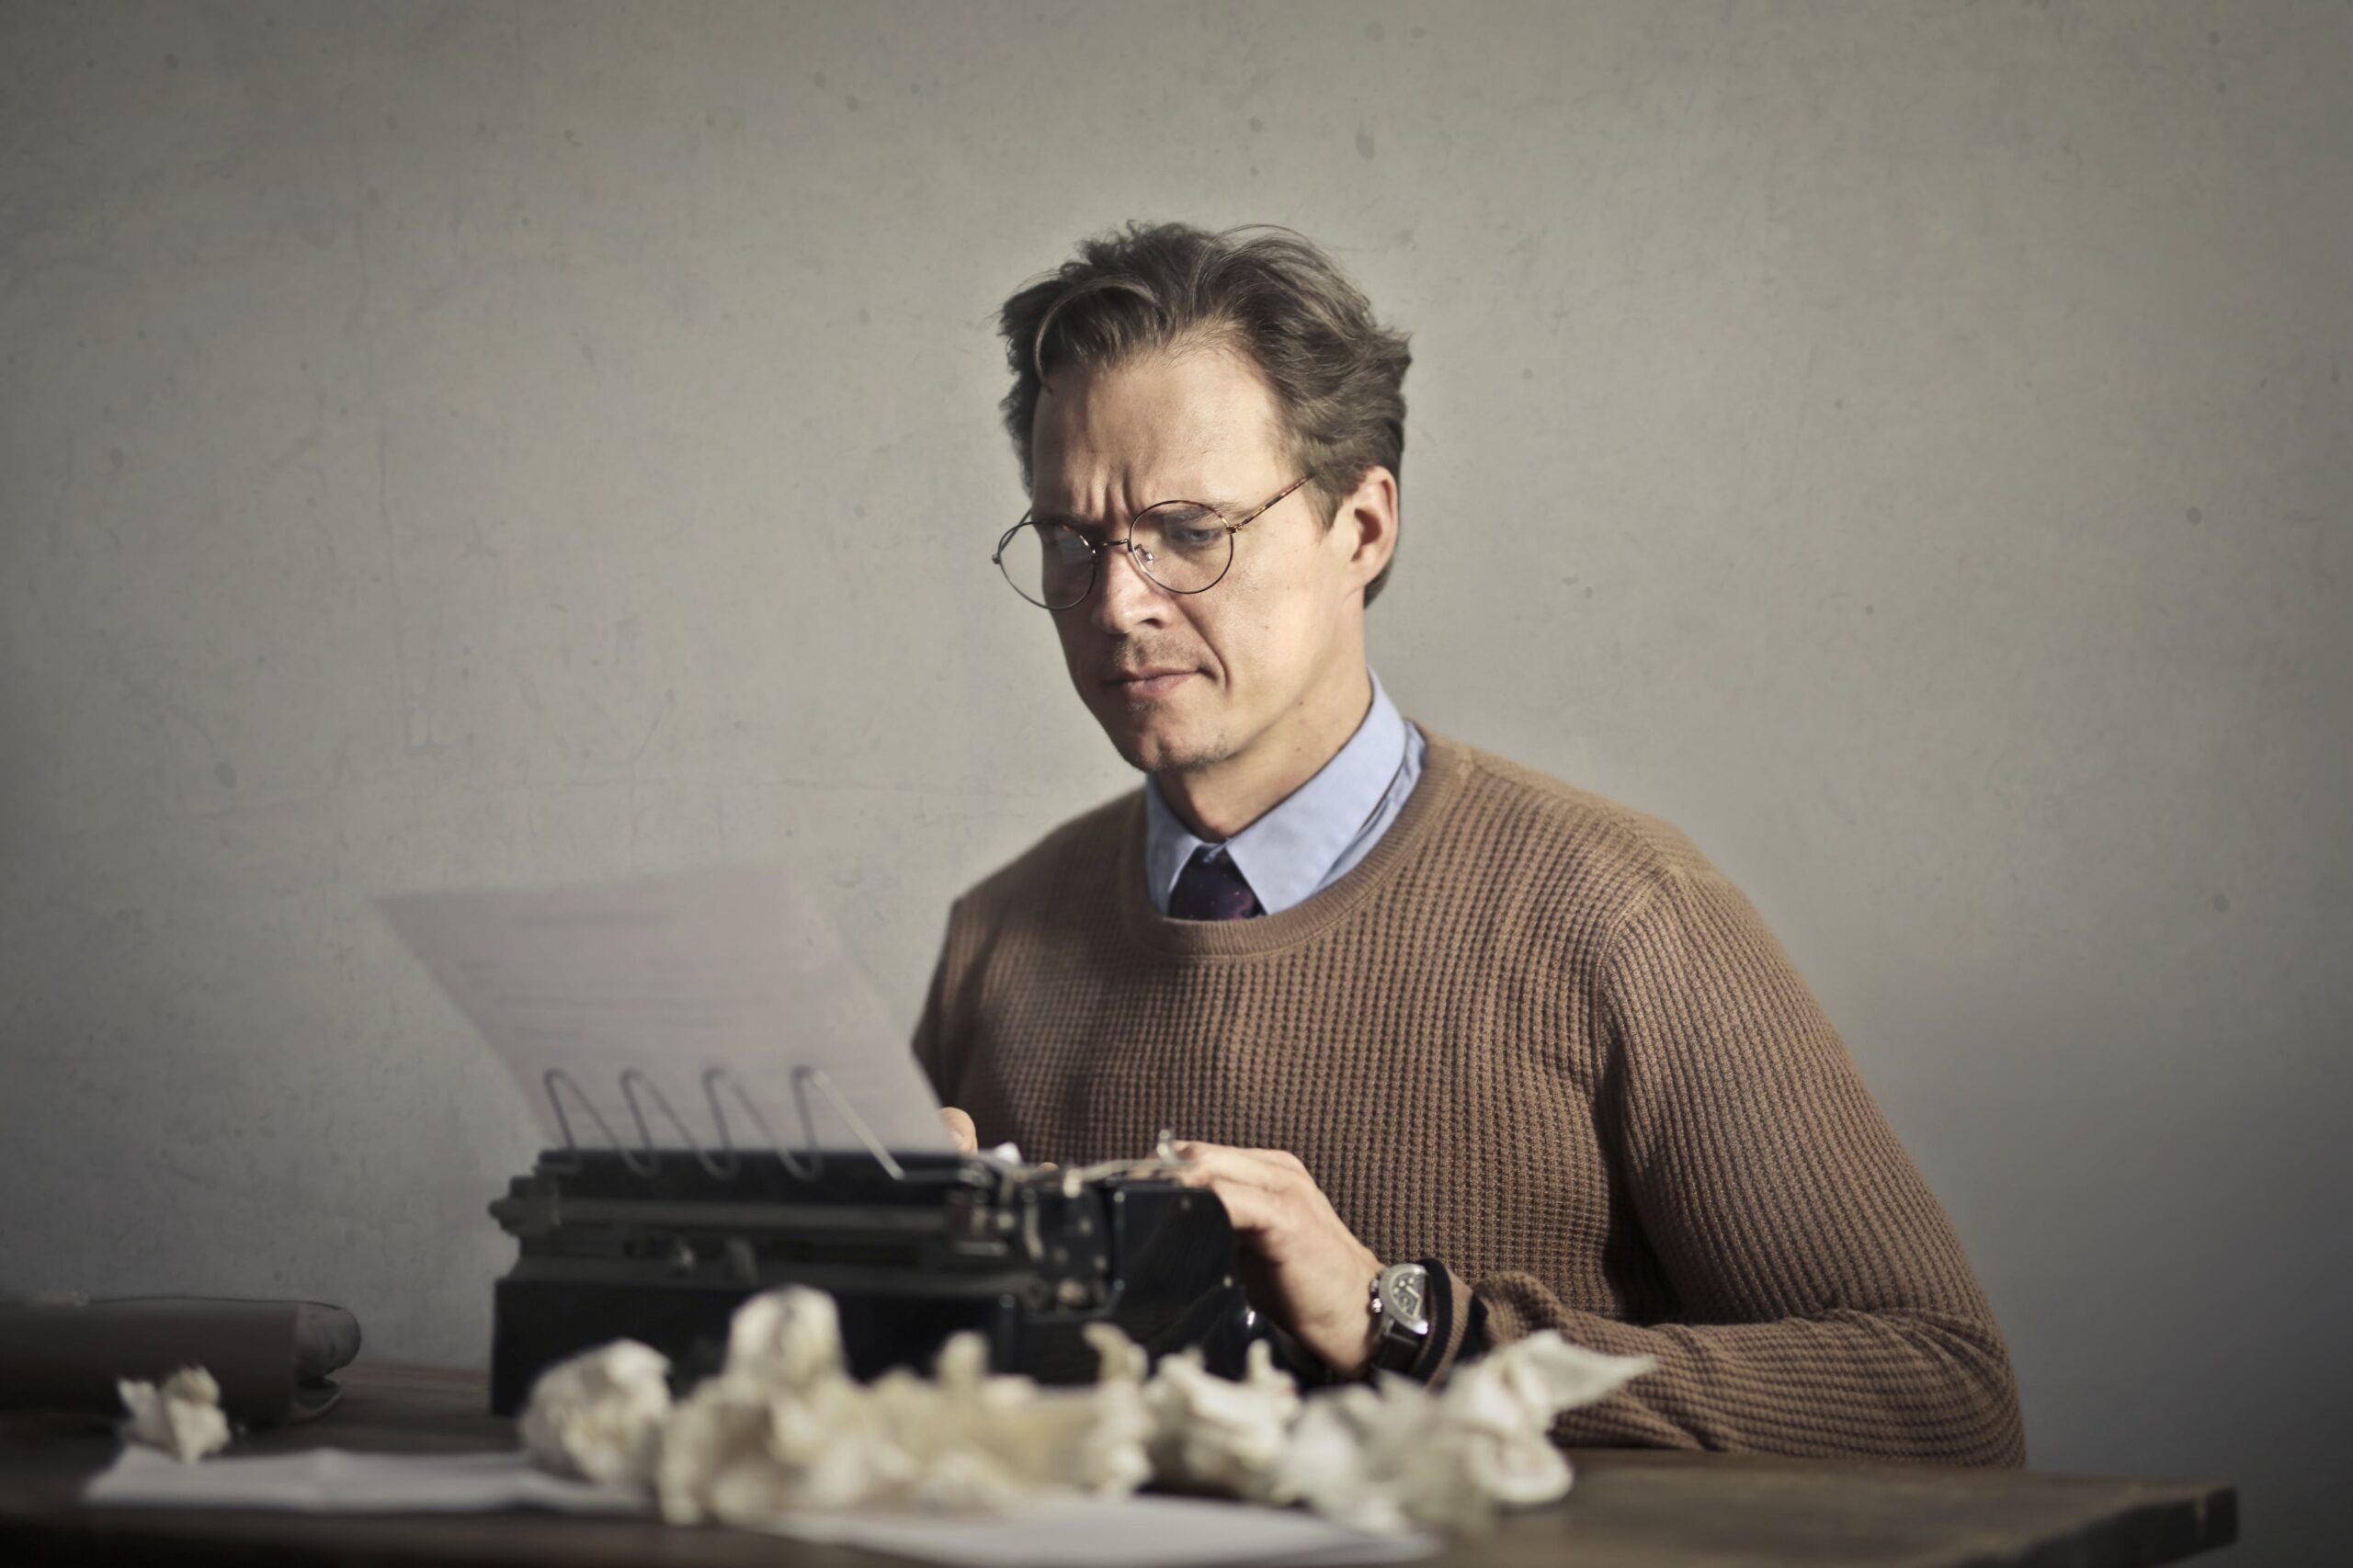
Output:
top-left (1028, 348), bottom-right (1366, 777)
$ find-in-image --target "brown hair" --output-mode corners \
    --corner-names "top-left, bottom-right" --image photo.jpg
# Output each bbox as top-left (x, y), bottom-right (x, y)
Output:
top-left (997, 222), bottom-right (1412, 606)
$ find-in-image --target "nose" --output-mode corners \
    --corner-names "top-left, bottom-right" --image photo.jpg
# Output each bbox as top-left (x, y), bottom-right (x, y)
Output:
top-left (1086, 535), bottom-right (1166, 633)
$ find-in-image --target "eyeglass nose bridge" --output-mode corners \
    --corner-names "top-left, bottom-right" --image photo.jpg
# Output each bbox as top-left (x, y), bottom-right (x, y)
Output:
top-left (1086, 533), bottom-right (1163, 571)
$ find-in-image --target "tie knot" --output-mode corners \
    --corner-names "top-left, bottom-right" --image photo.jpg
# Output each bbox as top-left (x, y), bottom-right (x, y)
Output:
top-left (1168, 846), bottom-right (1262, 922)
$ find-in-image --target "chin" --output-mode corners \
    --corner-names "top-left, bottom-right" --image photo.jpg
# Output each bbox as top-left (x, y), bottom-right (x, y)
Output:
top-left (1098, 710), bottom-right (1224, 775)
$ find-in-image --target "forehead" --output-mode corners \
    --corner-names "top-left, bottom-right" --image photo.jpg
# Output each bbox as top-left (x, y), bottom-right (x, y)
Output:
top-left (1028, 347), bottom-right (1287, 510)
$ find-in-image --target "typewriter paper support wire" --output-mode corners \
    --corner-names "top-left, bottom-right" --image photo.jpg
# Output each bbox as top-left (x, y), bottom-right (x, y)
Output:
top-left (540, 1065), bottom-right (961, 1185)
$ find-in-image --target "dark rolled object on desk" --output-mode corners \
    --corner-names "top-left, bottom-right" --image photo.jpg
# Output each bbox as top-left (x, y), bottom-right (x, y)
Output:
top-left (0, 1296), bottom-right (361, 1424)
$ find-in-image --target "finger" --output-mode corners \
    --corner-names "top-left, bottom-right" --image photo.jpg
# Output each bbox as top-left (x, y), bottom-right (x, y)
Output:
top-left (939, 1106), bottom-right (979, 1154)
top-left (1170, 1142), bottom-right (1301, 1187)
top-left (1170, 1152), bottom-right (1289, 1202)
top-left (1216, 1145), bottom-right (1308, 1173)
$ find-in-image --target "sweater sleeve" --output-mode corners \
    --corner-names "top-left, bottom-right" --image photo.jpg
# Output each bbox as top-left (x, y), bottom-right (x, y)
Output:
top-left (1460, 866), bottom-right (2027, 1466)
top-left (909, 900), bottom-right (964, 1103)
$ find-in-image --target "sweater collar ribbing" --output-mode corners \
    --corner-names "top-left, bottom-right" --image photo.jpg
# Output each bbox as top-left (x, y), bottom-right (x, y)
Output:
top-left (1115, 728), bottom-right (1471, 958)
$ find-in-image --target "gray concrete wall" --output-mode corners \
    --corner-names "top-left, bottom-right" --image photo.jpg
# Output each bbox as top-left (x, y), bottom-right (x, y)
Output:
top-left (4, 2), bottom-right (2344, 1561)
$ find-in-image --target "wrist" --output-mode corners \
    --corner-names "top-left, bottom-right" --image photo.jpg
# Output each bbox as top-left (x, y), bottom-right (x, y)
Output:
top-left (1310, 1247), bottom-right (1386, 1378)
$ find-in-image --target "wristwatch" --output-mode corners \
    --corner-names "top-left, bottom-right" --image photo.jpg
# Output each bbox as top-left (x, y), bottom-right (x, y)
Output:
top-left (1366, 1261), bottom-right (1433, 1375)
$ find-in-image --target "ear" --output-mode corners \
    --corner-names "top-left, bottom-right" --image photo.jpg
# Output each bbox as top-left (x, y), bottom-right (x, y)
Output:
top-left (1330, 465), bottom-right (1399, 596)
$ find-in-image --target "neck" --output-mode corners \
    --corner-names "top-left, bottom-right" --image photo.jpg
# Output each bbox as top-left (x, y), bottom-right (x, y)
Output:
top-left (1155, 663), bottom-right (1374, 841)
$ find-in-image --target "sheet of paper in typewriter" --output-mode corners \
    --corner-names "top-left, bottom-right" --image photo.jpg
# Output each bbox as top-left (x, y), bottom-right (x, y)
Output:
top-left (381, 863), bottom-right (954, 1157)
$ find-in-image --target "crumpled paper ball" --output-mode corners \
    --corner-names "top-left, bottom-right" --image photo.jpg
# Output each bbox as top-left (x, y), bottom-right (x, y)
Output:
top-left (1282, 1381), bottom-right (1417, 1534)
top-left (631, 1287), bottom-right (1154, 1528)
top-left (118, 1366), bottom-right (231, 1463)
top-left (654, 1367), bottom-right (778, 1525)
top-left (1144, 1340), bottom-right (1302, 1503)
top-left (517, 1338), bottom-right (673, 1488)
top-left (724, 1284), bottom-right (845, 1392)
top-left (1437, 1331), bottom-right (1643, 1511)
top-left (1282, 1334), bottom-right (1658, 1534)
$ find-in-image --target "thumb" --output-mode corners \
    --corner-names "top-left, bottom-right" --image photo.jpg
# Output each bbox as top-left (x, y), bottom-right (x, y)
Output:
top-left (939, 1106), bottom-right (979, 1154)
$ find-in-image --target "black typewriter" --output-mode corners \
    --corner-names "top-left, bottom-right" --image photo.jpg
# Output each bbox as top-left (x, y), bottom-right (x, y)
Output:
top-left (486, 1144), bottom-right (1266, 1415)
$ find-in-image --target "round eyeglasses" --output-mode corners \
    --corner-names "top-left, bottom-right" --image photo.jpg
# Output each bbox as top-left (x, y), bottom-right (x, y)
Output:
top-left (993, 476), bottom-right (1312, 610)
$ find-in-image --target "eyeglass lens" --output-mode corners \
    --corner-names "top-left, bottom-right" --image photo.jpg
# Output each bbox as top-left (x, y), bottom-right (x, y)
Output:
top-left (998, 501), bottom-right (1233, 608)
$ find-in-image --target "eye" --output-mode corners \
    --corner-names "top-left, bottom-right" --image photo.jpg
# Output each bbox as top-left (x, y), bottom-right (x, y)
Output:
top-left (1141, 503), bottom-right (1224, 553)
top-left (1035, 521), bottom-right (1096, 560)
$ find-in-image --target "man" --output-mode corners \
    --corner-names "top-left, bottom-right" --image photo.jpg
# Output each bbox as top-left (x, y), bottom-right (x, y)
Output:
top-left (914, 222), bottom-right (2025, 1465)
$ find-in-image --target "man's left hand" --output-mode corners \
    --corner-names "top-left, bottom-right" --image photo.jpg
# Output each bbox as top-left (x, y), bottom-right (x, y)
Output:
top-left (1167, 1141), bottom-right (1384, 1377)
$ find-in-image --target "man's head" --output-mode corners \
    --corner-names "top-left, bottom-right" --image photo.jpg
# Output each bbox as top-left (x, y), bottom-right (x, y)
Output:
top-left (996, 223), bottom-right (1412, 784)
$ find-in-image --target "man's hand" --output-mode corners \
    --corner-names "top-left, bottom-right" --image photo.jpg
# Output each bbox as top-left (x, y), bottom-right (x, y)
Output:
top-left (1168, 1142), bottom-right (1384, 1378)
top-left (939, 1107), bottom-right (979, 1153)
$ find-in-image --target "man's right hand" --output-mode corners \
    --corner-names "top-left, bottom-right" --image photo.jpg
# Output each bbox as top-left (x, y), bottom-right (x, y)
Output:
top-left (939, 1106), bottom-right (979, 1153)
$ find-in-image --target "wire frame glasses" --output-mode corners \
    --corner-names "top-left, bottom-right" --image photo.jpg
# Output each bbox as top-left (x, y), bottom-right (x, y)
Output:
top-left (992, 476), bottom-right (1312, 610)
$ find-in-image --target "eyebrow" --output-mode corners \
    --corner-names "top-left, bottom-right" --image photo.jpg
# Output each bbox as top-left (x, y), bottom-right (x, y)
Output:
top-left (1032, 498), bottom-right (1237, 528)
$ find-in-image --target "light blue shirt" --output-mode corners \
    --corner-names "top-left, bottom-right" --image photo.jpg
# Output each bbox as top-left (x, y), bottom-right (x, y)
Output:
top-left (1144, 670), bottom-right (1427, 915)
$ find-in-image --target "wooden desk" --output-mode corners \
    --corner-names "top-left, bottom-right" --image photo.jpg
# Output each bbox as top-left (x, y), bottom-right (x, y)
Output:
top-left (0, 1363), bottom-right (2236, 1567)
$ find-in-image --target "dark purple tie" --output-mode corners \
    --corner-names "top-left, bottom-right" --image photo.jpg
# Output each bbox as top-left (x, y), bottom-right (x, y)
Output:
top-left (1168, 846), bottom-right (1262, 921)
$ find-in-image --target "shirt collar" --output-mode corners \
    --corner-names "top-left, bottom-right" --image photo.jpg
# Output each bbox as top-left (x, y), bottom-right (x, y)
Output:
top-left (1143, 670), bottom-right (1413, 915)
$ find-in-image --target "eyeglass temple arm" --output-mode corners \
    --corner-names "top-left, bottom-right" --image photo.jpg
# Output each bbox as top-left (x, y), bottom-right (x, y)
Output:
top-left (1230, 473), bottom-right (1313, 533)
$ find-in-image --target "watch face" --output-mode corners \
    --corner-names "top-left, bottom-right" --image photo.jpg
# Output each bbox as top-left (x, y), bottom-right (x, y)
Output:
top-left (1380, 1266), bottom-right (1428, 1331)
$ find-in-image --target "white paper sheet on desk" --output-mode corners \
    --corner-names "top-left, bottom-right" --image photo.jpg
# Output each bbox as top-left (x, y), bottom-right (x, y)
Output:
top-left (767, 1495), bottom-right (1438, 1566)
top-left (85, 1446), bottom-right (644, 1516)
top-left (85, 1449), bottom-right (1435, 1566)
top-left (380, 864), bottom-right (952, 1155)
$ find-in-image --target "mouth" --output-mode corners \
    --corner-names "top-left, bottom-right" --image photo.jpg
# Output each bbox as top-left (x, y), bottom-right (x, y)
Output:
top-left (1101, 667), bottom-right (1198, 701)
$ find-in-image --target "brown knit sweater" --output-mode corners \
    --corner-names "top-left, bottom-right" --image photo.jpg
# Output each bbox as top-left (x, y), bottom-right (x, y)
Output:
top-left (914, 732), bottom-right (2026, 1465)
